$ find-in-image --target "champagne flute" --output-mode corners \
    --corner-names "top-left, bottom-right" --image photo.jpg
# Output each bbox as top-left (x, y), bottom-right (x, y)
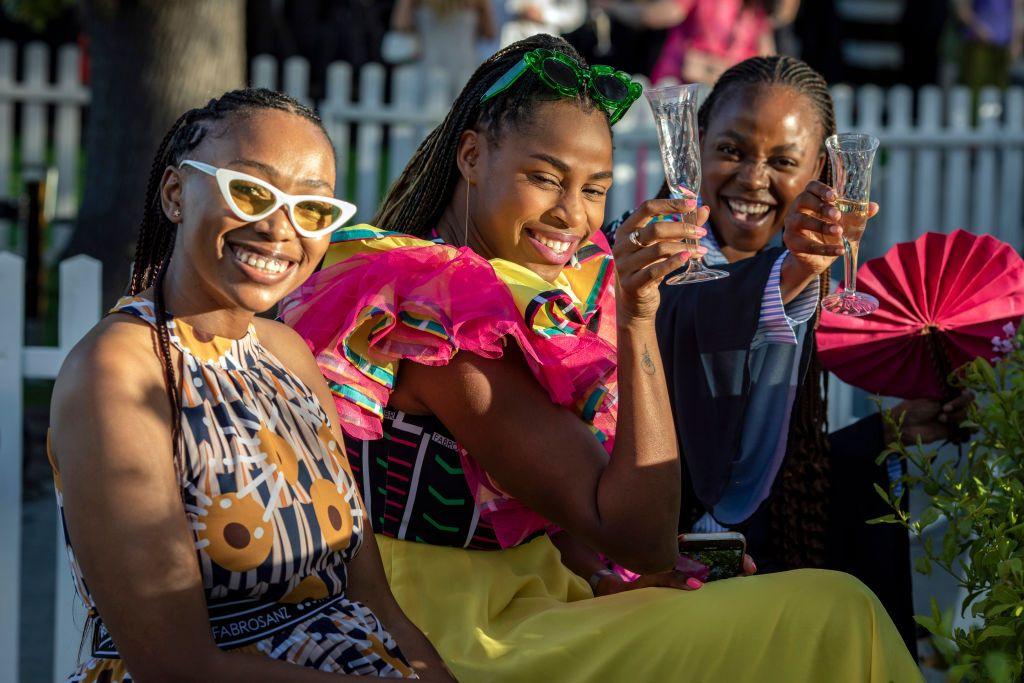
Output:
top-left (645, 83), bottom-right (728, 285)
top-left (821, 133), bottom-right (880, 316)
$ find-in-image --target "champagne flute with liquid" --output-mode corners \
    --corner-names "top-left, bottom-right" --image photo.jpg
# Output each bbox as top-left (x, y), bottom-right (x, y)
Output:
top-left (821, 133), bottom-right (880, 316)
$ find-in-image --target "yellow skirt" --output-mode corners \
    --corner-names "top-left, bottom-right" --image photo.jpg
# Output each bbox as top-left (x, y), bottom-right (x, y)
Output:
top-left (378, 534), bottom-right (923, 682)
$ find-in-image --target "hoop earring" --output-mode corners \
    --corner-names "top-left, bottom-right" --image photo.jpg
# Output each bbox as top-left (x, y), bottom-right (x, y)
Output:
top-left (464, 186), bottom-right (470, 247)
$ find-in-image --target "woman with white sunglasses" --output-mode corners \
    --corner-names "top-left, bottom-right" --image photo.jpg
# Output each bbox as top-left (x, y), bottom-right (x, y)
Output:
top-left (47, 89), bottom-right (455, 682)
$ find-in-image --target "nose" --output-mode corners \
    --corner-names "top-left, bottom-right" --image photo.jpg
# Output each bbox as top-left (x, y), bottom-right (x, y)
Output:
top-left (253, 205), bottom-right (298, 241)
top-left (549, 188), bottom-right (588, 233)
top-left (736, 159), bottom-right (769, 191)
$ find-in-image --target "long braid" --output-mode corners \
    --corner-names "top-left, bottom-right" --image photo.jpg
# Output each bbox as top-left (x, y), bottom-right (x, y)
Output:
top-left (123, 88), bottom-right (327, 484)
top-left (375, 34), bottom-right (603, 236)
top-left (699, 56), bottom-right (837, 568)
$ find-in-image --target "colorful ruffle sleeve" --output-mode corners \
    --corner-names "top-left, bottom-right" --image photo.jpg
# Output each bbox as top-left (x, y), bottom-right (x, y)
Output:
top-left (280, 224), bottom-right (618, 547)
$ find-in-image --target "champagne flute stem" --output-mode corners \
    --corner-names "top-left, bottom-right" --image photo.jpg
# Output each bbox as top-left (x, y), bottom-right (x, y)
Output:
top-left (842, 235), bottom-right (857, 294)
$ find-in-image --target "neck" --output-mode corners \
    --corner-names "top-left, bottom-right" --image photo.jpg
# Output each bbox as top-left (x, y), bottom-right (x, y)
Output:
top-left (158, 257), bottom-right (255, 339)
top-left (720, 244), bottom-right (759, 263)
top-left (436, 183), bottom-right (498, 260)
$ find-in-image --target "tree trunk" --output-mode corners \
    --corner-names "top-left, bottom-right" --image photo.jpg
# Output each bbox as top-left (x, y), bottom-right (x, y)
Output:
top-left (65, 0), bottom-right (245, 307)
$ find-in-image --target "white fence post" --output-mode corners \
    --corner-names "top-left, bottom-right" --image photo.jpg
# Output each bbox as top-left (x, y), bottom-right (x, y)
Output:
top-left (354, 63), bottom-right (386, 222)
top-left (50, 256), bottom-right (102, 681)
top-left (0, 42), bottom-right (14, 250)
top-left (913, 86), bottom-right (942, 232)
top-left (0, 251), bottom-right (25, 683)
top-left (944, 87), bottom-right (972, 231)
top-left (973, 87), bottom-right (1002, 233)
top-left (885, 86), bottom-right (912, 244)
top-left (322, 61), bottom-right (353, 202)
top-left (999, 88), bottom-right (1024, 245)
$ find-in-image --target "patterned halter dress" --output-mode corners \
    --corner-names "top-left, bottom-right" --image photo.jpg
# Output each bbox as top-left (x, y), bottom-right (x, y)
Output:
top-left (48, 296), bottom-right (415, 681)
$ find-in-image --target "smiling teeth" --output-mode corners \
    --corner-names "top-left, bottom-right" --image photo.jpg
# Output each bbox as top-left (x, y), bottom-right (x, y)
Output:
top-left (532, 233), bottom-right (571, 253)
top-left (231, 245), bottom-right (290, 274)
top-left (727, 199), bottom-right (771, 217)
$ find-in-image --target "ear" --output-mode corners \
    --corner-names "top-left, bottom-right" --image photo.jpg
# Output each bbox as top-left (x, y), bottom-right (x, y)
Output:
top-left (456, 129), bottom-right (484, 186)
top-left (159, 166), bottom-right (184, 224)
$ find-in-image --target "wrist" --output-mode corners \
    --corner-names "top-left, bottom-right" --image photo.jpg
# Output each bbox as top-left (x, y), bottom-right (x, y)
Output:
top-left (589, 568), bottom-right (622, 596)
top-left (779, 253), bottom-right (819, 304)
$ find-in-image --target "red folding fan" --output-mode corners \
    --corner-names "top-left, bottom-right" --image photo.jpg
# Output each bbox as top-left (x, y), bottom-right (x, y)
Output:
top-left (817, 229), bottom-right (1024, 399)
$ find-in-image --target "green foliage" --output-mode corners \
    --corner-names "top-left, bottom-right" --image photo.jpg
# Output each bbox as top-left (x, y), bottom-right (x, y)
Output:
top-left (879, 322), bottom-right (1024, 682)
top-left (3, 0), bottom-right (74, 32)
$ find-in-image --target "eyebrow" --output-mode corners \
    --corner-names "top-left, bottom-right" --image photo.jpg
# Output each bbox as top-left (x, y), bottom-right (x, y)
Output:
top-left (529, 153), bottom-right (613, 181)
top-left (717, 130), bottom-right (803, 154)
top-left (229, 158), bottom-right (332, 190)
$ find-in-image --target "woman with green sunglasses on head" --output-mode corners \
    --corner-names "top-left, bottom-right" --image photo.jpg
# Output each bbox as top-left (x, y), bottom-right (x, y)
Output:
top-left (283, 35), bottom-right (919, 682)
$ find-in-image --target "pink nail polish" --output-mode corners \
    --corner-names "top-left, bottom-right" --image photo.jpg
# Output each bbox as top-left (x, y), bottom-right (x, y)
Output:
top-left (679, 251), bottom-right (691, 261)
top-left (686, 577), bottom-right (703, 589)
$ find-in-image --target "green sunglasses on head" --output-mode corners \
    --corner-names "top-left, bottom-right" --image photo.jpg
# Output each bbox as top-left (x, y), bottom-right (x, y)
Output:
top-left (480, 48), bottom-right (643, 125)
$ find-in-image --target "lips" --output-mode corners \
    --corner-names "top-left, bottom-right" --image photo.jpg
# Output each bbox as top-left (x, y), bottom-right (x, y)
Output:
top-left (523, 228), bottom-right (579, 265)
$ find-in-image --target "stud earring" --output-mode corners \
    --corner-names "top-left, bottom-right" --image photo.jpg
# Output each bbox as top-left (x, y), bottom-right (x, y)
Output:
top-left (570, 253), bottom-right (581, 270)
top-left (173, 208), bottom-right (181, 218)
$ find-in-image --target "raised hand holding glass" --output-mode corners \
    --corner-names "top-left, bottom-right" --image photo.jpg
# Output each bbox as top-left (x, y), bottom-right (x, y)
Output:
top-left (821, 133), bottom-right (880, 316)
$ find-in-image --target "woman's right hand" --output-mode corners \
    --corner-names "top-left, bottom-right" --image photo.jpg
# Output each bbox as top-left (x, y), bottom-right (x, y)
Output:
top-left (782, 180), bottom-right (879, 278)
top-left (611, 197), bottom-right (711, 324)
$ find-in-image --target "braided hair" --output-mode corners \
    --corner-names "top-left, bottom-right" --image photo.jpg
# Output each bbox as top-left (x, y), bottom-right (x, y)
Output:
top-left (374, 34), bottom-right (605, 236)
top-left (699, 56), bottom-right (836, 569)
top-left (125, 88), bottom-right (327, 484)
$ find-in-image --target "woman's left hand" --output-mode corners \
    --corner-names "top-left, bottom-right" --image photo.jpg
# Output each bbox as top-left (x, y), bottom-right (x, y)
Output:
top-left (885, 390), bottom-right (974, 445)
top-left (594, 554), bottom-right (757, 596)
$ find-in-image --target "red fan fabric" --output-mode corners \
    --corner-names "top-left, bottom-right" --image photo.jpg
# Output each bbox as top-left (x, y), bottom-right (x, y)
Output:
top-left (817, 229), bottom-right (1024, 399)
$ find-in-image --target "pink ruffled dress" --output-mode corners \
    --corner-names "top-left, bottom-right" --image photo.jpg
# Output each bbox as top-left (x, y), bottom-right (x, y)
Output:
top-left (280, 225), bottom-right (618, 549)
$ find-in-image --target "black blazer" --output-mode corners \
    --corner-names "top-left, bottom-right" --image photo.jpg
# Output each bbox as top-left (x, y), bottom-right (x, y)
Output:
top-left (654, 247), bottom-right (816, 517)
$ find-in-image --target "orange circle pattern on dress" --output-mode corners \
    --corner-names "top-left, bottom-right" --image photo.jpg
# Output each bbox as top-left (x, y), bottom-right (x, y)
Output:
top-left (197, 492), bottom-right (275, 572)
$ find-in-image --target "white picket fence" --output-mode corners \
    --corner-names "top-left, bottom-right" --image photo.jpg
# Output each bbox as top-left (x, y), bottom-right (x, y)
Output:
top-left (2, 40), bottom-right (1024, 681)
top-left (2, 40), bottom-right (1024, 254)
top-left (0, 254), bottom-right (99, 682)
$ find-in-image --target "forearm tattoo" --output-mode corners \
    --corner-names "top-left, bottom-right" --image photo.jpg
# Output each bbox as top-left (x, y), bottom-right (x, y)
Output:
top-left (641, 344), bottom-right (656, 376)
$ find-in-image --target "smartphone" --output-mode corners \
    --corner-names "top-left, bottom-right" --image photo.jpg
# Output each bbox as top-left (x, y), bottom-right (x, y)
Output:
top-left (678, 532), bottom-right (746, 581)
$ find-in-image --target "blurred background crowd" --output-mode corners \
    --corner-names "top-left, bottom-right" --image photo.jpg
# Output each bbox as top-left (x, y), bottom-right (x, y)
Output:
top-left (3, 0), bottom-right (1024, 99)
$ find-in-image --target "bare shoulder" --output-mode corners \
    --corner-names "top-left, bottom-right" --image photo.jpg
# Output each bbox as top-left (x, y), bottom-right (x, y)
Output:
top-left (57, 314), bottom-right (165, 394)
top-left (51, 314), bottom-right (169, 446)
top-left (253, 316), bottom-right (324, 387)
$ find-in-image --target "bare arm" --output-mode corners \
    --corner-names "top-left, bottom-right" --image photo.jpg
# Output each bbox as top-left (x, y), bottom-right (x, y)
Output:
top-left (394, 200), bottom-right (707, 573)
top-left (392, 0), bottom-right (418, 32)
top-left (476, 0), bottom-right (498, 40)
top-left (51, 318), bottom-right (448, 682)
top-left (257, 320), bottom-right (455, 681)
top-left (772, 0), bottom-right (800, 26)
top-left (591, 0), bottom-right (692, 30)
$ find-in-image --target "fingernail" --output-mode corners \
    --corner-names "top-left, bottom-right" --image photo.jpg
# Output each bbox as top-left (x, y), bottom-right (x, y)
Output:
top-left (826, 190), bottom-right (835, 201)
top-left (686, 578), bottom-right (703, 589)
top-left (696, 227), bottom-right (707, 236)
top-left (678, 251), bottom-right (692, 261)
top-left (684, 199), bottom-right (697, 208)
top-left (830, 225), bottom-right (842, 235)
top-left (750, 561), bottom-right (757, 573)
top-left (829, 209), bottom-right (841, 221)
